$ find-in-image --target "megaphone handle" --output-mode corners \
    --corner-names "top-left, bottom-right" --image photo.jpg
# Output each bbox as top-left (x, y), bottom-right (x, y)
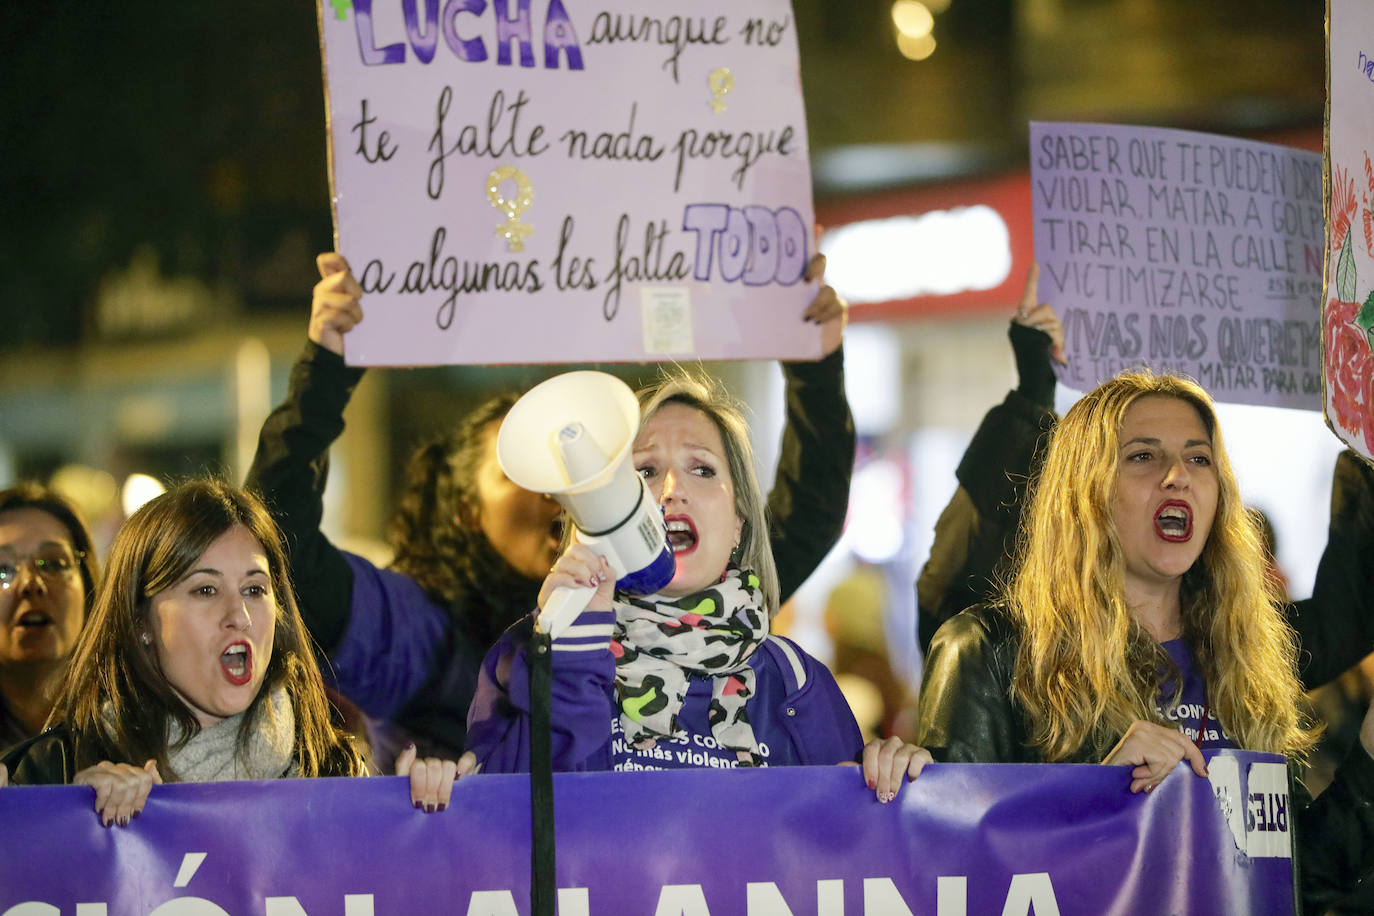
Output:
top-left (537, 585), bottom-right (596, 641)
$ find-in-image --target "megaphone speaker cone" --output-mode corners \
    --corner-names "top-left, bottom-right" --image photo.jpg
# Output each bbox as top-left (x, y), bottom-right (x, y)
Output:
top-left (496, 370), bottom-right (641, 495)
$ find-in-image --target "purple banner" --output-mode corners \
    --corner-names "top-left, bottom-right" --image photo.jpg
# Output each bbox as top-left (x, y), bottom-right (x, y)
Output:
top-left (0, 752), bottom-right (1293, 914)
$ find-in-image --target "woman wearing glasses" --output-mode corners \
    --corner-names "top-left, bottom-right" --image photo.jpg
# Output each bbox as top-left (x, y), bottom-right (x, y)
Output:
top-left (0, 484), bottom-right (98, 753)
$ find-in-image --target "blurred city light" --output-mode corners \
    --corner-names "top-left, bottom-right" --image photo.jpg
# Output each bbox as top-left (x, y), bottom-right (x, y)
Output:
top-left (820, 206), bottom-right (1013, 303)
top-left (891, 0), bottom-right (935, 38)
top-left (846, 459), bottom-right (907, 564)
top-left (50, 464), bottom-right (118, 518)
top-left (896, 32), bottom-right (937, 61)
top-left (844, 325), bottom-right (902, 436)
top-left (121, 473), bottom-right (166, 517)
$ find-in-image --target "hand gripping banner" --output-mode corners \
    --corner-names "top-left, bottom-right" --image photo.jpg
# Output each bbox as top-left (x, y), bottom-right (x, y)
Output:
top-left (0, 752), bottom-right (1293, 915)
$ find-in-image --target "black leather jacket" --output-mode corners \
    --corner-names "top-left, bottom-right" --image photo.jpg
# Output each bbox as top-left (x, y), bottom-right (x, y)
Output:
top-left (916, 604), bottom-right (1098, 763)
top-left (917, 604), bottom-right (1374, 913)
top-left (1, 723), bottom-right (364, 784)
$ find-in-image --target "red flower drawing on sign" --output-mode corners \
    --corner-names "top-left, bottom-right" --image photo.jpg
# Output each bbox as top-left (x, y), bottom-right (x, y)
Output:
top-left (1325, 297), bottom-right (1374, 450)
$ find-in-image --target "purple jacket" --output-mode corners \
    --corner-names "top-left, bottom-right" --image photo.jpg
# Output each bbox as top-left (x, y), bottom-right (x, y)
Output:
top-left (466, 607), bottom-right (865, 773)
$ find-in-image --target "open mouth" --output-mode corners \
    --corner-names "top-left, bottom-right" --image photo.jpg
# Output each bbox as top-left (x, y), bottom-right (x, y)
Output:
top-left (14, 610), bottom-right (53, 629)
top-left (220, 641), bottom-right (253, 686)
top-left (665, 516), bottom-right (698, 555)
top-left (1154, 501), bottom-right (1193, 542)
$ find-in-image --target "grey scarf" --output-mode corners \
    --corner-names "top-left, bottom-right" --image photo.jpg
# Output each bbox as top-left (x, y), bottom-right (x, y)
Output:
top-left (166, 687), bottom-right (297, 782)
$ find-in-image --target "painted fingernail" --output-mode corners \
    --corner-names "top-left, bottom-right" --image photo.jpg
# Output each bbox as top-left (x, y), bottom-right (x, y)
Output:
top-left (426, 803), bottom-right (435, 813)
top-left (437, 802), bottom-right (447, 812)
top-left (119, 815), bottom-right (129, 827)
top-left (867, 779), bottom-right (876, 790)
top-left (414, 800), bottom-right (424, 810)
top-left (132, 810), bottom-right (140, 819)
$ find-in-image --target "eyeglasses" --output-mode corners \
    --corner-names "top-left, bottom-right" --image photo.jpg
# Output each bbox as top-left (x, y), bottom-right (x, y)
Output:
top-left (0, 548), bottom-right (85, 590)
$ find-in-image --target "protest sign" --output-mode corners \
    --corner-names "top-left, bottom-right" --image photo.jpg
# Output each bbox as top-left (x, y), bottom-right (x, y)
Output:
top-left (1324, 0), bottom-right (1374, 460)
top-left (316, 1), bottom-right (820, 366)
top-left (1030, 122), bottom-right (1324, 408)
top-left (0, 754), bottom-right (1295, 915)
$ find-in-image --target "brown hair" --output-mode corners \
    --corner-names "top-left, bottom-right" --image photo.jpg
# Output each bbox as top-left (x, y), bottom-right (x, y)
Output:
top-left (51, 478), bottom-right (363, 778)
top-left (387, 393), bottom-right (523, 604)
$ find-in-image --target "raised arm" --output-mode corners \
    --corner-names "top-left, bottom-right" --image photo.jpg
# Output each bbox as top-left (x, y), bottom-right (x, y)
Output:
top-left (245, 255), bottom-right (450, 731)
top-left (770, 253), bottom-right (856, 603)
top-left (916, 267), bottom-right (1061, 654)
top-left (1290, 449), bottom-right (1374, 690)
top-left (244, 254), bottom-right (367, 656)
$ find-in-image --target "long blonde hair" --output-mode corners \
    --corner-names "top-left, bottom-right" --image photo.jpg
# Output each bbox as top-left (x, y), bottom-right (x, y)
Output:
top-left (1006, 370), bottom-right (1314, 760)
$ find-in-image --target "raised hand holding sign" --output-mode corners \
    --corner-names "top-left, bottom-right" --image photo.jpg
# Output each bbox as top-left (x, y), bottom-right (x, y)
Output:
top-left (318, 1), bottom-right (821, 366)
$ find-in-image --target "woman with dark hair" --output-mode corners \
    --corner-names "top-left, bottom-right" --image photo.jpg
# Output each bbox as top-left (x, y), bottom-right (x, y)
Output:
top-left (0, 480), bottom-right (457, 825)
top-left (466, 370), bottom-right (931, 799)
top-left (247, 250), bottom-right (856, 771)
top-left (0, 484), bottom-right (99, 752)
top-left (916, 370), bottom-right (1374, 911)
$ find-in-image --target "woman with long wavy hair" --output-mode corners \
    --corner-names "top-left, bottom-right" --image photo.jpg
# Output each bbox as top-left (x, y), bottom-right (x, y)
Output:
top-left (916, 369), bottom-right (1374, 910)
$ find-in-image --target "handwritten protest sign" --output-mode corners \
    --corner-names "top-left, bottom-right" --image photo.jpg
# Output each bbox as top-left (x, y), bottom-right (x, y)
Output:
top-left (0, 756), bottom-right (1295, 914)
top-left (317, 1), bottom-right (820, 366)
top-left (1324, 0), bottom-right (1374, 460)
top-left (1030, 122), bottom-right (1325, 408)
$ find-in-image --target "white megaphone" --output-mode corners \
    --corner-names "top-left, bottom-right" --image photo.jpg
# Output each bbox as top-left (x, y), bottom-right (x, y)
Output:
top-left (497, 371), bottom-right (676, 639)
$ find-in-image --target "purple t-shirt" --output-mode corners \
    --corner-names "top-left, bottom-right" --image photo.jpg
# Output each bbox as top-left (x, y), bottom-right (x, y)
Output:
top-left (1159, 638), bottom-right (1235, 750)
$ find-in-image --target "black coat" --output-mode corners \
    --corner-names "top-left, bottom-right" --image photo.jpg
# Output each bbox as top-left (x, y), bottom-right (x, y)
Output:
top-left (1, 722), bottom-right (361, 785)
top-left (917, 604), bottom-right (1374, 915)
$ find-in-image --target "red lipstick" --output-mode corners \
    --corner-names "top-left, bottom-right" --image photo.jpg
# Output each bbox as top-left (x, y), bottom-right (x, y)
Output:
top-left (220, 640), bottom-right (253, 686)
top-left (1153, 500), bottom-right (1193, 542)
top-left (664, 515), bottom-right (699, 556)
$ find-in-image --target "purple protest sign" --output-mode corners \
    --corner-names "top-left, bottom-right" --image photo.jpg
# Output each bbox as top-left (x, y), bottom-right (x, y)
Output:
top-left (0, 753), bottom-right (1293, 914)
top-left (316, 1), bottom-right (820, 367)
top-left (1030, 122), bottom-right (1325, 408)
